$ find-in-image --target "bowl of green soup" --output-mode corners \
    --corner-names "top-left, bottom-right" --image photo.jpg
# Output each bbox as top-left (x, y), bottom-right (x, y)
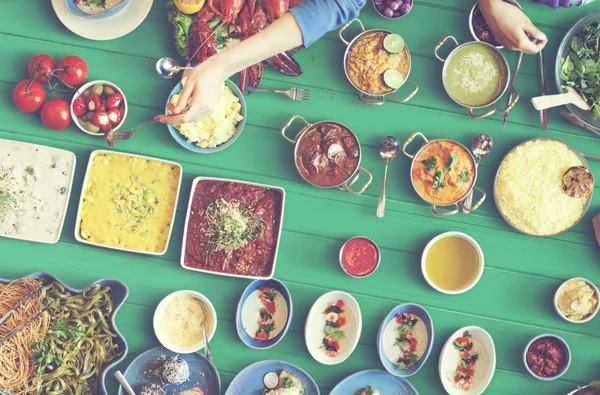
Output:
top-left (434, 36), bottom-right (517, 119)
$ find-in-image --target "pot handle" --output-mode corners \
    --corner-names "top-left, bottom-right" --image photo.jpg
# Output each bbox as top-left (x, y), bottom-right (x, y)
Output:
top-left (340, 167), bottom-right (373, 195)
top-left (461, 186), bottom-right (486, 214)
top-left (493, 87), bottom-right (520, 114)
top-left (401, 132), bottom-right (429, 159)
top-left (281, 115), bottom-right (310, 143)
top-left (431, 203), bottom-right (460, 217)
top-left (358, 93), bottom-right (386, 106)
top-left (434, 36), bottom-right (459, 63)
top-left (339, 19), bottom-right (365, 46)
top-left (468, 107), bottom-right (496, 120)
top-left (391, 80), bottom-right (419, 104)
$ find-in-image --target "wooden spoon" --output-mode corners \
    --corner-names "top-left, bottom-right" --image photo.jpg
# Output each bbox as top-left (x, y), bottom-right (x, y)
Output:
top-left (531, 87), bottom-right (590, 111)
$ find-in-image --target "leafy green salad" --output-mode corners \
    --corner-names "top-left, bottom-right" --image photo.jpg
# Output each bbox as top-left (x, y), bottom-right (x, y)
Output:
top-left (560, 22), bottom-right (600, 119)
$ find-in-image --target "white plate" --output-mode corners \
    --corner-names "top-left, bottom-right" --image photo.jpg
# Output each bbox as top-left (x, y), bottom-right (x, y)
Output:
top-left (74, 150), bottom-right (182, 255)
top-left (180, 176), bottom-right (285, 280)
top-left (439, 326), bottom-right (496, 395)
top-left (50, 0), bottom-right (153, 41)
top-left (305, 291), bottom-right (362, 365)
top-left (0, 139), bottom-right (76, 244)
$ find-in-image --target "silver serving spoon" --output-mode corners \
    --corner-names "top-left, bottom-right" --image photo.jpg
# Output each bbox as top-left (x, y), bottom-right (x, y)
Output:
top-left (376, 136), bottom-right (400, 218)
top-left (156, 57), bottom-right (194, 79)
top-left (114, 371), bottom-right (136, 395)
top-left (464, 134), bottom-right (493, 212)
top-left (200, 303), bottom-right (212, 362)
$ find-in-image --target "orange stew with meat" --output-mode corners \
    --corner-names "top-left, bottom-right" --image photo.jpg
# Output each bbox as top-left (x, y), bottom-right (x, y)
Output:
top-left (412, 140), bottom-right (475, 205)
top-left (184, 180), bottom-right (283, 277)
top-left (295, 123), bottom-right (360, 187)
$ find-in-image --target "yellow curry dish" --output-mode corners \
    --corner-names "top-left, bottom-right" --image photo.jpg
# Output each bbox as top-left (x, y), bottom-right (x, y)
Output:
top-left (412, 140), bottom-right (475, 205)
top-left (77, 152), bottom-right (182, 254)
top-left (346, 31), bottom-right (411, 95)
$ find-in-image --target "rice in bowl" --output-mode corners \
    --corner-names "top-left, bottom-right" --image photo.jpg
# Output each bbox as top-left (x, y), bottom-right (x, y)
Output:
top-left (495, 139), bottom-right (590, 236)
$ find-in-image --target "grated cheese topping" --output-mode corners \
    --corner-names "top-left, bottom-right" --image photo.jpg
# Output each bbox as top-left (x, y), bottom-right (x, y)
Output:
top-left (157, 295), bottom-right (206, 348)
top-left (496, 140), bottom-right (588, 236)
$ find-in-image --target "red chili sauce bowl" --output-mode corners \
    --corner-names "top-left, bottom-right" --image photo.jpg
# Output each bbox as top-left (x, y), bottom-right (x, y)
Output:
top-left (339, 237), bottom-right (380, 278)
top-left (524, 335), bottom-right (571, 380)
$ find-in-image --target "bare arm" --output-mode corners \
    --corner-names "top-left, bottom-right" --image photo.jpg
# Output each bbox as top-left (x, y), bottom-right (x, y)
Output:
top-left (157, 13), bottom-right (303, 125)
top-left (479, 0), bottom-right (547, 54)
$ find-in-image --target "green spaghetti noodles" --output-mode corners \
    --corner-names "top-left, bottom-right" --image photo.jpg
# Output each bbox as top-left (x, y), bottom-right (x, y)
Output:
top-left (31, 281), bottom-right (122, 395)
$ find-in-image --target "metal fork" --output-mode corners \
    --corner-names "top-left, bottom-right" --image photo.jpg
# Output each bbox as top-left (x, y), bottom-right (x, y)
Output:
top-left (111, 119), bottom-right (160, 141)
top-left (246, 87), bottom-right (312, 101)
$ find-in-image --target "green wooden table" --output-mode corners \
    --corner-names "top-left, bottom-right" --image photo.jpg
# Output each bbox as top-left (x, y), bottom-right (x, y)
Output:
top-left (1, 1), bottom-right (600, 394)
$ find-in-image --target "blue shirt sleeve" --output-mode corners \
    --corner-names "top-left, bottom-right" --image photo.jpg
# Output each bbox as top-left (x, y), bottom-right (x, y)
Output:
top-left (289, 0), bottom-right (367, 47)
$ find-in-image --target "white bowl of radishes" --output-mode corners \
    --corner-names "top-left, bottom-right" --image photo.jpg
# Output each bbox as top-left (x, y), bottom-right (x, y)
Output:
top-left (373, 0), bottom-right (413, 19)
top-left (71, 80), bottom-right (127, 136)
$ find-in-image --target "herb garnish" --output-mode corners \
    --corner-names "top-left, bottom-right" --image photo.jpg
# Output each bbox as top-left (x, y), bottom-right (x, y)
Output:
top-left (204, 199), bottom-right (265, 256)
top-left (444, 150), bottom-right (458, 173)
top-left (31, 319), bottom-right (85, 376)
top-left (560, 21), bottom-right (600, 119)
top-left (459, 170), bottom-right (471, 184)
top-left (422, 157), bottom-right (437, 172)
top-left (432, 171), bottom-right (446, 189)
top-left (110, 163), bottom-right (157, 235)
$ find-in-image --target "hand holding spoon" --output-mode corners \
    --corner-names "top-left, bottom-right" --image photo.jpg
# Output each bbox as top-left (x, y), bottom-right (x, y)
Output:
top-left (464, 134), bottom-right (493, 212)
top-left (156, 57), bottom-right (194, 79)
top-left (376, 136), bottom-right (400, 218)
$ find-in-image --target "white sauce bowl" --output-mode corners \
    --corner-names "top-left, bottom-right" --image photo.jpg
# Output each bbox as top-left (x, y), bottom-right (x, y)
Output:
top-left (153, 290), bottom-right (217, 354)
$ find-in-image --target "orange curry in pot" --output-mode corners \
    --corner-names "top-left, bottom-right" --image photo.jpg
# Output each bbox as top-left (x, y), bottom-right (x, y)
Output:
top-left (295, 123), bottom-right (360, 187)
top-left (412, 140), bottom-right (475, 205)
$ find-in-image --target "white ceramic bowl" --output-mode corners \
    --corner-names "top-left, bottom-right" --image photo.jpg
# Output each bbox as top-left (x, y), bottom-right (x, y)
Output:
top-left (70, 79), bottom-right (128, 136)
top-left (523, 334), bottom-right (571, 381)
top-left (338, 236), bottom-right (381, 278)
top-left (153, 290), bottom-right (217, 354)
top-left (421, 231), bottom-right (484, 295)
top-left (553, 277), bottom-right (600, 324)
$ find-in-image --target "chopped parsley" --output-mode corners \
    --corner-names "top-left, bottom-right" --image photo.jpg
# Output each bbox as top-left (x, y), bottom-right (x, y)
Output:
top-left (422, 157), bottom-right (437, 172)
top-left (444, 150), bottom-right (458, 173)
top-left (432, 171), bottom-right (446, 189)
top-left (459, 170), bottom-right (471, 184)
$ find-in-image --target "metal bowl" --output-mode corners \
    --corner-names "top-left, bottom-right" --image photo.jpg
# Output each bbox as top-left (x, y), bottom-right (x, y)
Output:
top-left (401, 132), bottom-right (486, 216)
top-left (555, 8), bottom-right (600, 129)
top-left (493, 137), bottom-right (593, 237)
top-left (0, 272), bottom-right (129, 395)
top-left (434, 36), bottom-right (518, 119)
top-left (468, 0), bottom-right (522, 49)
top-left (281, 115), bottom-right (373, 195)
top-left (339, 19), bottom-right (419, 106)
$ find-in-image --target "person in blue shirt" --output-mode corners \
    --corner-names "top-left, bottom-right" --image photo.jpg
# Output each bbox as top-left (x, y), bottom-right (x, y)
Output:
top-left (158, 0), bottom-right (366, 124)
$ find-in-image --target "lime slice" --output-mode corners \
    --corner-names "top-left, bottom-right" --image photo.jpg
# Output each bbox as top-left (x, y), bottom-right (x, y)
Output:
top-left (383, 69), bottom-right (405, 90)
top-left (383, 34), bottom-right (405, 54)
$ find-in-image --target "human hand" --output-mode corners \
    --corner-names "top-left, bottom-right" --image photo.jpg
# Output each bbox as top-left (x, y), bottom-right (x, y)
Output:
top-left (155, 57), bottom-right (227, 125)
top-left (479, 0), bottom-right (547, 54)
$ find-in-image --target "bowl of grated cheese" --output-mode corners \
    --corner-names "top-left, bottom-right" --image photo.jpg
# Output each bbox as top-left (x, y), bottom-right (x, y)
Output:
top-left (153, 290), bottom-right (217, 354)
top-left (494, 138), bottom-right (593, 237)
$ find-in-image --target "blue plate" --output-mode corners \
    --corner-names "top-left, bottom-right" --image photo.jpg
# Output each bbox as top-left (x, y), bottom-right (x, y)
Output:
top-left (236, 278), bottom-right (293, 349)
top-left (330, 369), bottom-right (418, 395)
top-left (226, 360), bottom-right (320, 395)
top-left (377, 303), bottom-right (434, 377)
top-left (63, 0), bottom-right (130, 18)
top-left (165, 79), bottom-right (247, 153)
top-left (0, 272), bottom-right (128, 395)
top-left (118, 347), bottom-right (220, 395)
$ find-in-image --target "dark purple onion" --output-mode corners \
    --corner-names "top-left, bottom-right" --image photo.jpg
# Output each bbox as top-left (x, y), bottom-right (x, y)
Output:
top-left (400, 3), bottom-right (411, 14)
top-left (393, 10), bottom-right (402, 17)
top-left (374, 0), bottom-right (384, 5)
top-left (389, 1), bottom-right (400, 10)
top-left (383, 7), bottom-right (394, 17)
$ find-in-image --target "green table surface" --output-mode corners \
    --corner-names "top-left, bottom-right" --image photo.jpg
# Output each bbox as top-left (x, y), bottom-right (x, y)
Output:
top-left (1, 1), bottom-right (600, 394)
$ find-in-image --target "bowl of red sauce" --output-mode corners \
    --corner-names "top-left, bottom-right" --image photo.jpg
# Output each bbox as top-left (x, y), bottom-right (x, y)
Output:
top-left (523, 334), bottom-right (571, 381)
top-left (339, 237), bottom-right (380, 278)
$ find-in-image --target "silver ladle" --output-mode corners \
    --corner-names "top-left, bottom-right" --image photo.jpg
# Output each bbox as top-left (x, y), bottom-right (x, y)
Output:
top-left (376, 136), bottom-right (400, 218)
top-left (464, 134), bottom-right (493, 212)
top-left (156, 57), bottom-right (194, 79)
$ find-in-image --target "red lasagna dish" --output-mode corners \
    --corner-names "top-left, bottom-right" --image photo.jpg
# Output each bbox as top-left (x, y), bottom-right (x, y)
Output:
top-left (182, 178), bottom-right (285, 279)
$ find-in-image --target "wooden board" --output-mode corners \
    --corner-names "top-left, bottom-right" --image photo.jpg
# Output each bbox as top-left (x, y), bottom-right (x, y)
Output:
top-left (0, 1), bottom-right (599, 394)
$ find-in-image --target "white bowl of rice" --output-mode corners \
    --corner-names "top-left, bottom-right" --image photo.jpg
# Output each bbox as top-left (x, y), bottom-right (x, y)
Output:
top-left (494, 138), bottom-right (592, 237)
